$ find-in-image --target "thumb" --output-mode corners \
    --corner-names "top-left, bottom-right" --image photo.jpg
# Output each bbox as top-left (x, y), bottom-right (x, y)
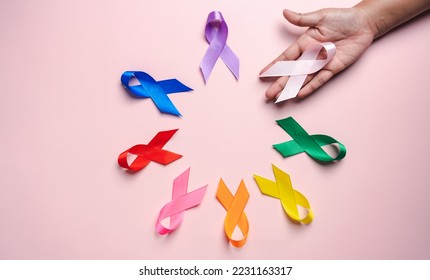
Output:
top-left (283, 9), bottom-right (323, 27)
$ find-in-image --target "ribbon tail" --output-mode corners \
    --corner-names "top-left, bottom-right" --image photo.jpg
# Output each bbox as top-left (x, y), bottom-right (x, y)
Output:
top-left (200, 43), bottom-right (224, 83)
top-left (275, 75), bottom-right (307, 103)
top-left (273, 140), bottom-right (305, 157)
top-left (145, 148), bottom-right (182, 165)
top-left (272, 165), bottom-right (299, 219)
top-left (220, 45), bottom-right (239, 80)
top-left (172, 168), bottom-right (190, 199)
top-left (253, 174), bottom-right (279, 198)
top-left (158, 79), bottom-right (193, 94)
top-left (147, 129), bottom-right (178, 148)
top-left (200, 56), bottom-right (217, 84)
top-left (149, 87), bottom-right (182, 116)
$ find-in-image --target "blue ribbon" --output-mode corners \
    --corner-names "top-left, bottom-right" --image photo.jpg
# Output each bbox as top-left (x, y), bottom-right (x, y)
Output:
top-left (121, 71), bottom-right (192, 116)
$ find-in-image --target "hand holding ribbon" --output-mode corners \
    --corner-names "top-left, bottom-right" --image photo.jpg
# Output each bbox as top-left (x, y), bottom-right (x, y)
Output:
top-left (216, 179), bottom-right (249, 248)
top-left (121, 71), bottom-right (192, 116)
top-left (118, 129), bottom-right (182, 172)
top-left (200, 11), bottom-right (239, 83)
top-left (274, 117), bottom-right (346, 163)
top-left (260, 42), bottom-right (335, 103)
top-left (156, 168), bottom-right (207, 235)
top-left (254, 164), bottom-right (313, 224)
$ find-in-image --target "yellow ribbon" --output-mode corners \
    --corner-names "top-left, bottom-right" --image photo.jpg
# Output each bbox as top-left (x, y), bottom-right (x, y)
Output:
top-left (216, 179), bottom-right (250, 248)
top-left (254, 164), bottom-right (313, 224)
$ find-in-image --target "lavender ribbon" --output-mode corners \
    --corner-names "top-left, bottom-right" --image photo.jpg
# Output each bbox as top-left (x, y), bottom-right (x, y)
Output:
top-left (200, 11), bottom-right (239, 83)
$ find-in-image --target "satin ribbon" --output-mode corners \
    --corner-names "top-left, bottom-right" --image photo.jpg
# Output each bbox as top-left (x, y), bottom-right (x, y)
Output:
top-left (216, 179), bottom-right (249, 248)
top-left (121, 71), bottom-right (192, 116)
top-left (118, 129), bottom-right (182, 172)
top-left (260, 42), bottom-right (336, 103)
top-left (200, 11), bottom-right (239, 83)
top-left (156, 168), bottom-right (207, 235)
top-left (254, 164), bottom-right (313, 224)
top-left (274, 116), bottom-right (346, 163)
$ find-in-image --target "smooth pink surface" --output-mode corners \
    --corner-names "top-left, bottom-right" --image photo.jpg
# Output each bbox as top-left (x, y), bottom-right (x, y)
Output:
top-left (1, 0), bottom-right (429, 259)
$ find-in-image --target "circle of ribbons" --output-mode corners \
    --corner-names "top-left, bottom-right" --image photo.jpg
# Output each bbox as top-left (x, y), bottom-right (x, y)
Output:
top-left (117, 10), bottom-right (347, 248)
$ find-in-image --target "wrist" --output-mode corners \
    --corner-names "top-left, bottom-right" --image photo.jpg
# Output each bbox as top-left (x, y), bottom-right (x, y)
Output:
top-left (353, 0), bottom-right (430, 39)
top-left (353, 3), bottom-right (383, 39)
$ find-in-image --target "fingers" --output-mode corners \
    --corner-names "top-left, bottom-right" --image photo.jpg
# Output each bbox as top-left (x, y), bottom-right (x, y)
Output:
top-left (265, 73), bottom-right (314, 101)
top-left (266, 69), bottom-right (335, 101)
top-left (297, 70), bottom-right (334, 98)
top-left (262, 42), bottom-right (300, 100)
top-left (265, 77), bottom-right (289, 100)
top-left (283, 9), bottom-right (324, 27)
top-left (261, 9), bottom-right (327, 101)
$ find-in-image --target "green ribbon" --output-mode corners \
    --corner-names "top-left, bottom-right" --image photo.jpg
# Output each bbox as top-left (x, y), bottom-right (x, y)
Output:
top-left (273, 117), bottom-right (346, 163)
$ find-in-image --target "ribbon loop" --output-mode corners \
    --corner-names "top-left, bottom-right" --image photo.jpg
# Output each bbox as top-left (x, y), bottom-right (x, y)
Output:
top-left (200, 11), bottom-right (239, 83)
top-left (121, 71), bottom-right (192, 116)
top-left (156, 168), bottom-right (207, 235)
top-left (254, 164), bottom-right (313, 224)
top-left (216, 179), bottom-right (249, 248)
top-left (260, 42), bottom-right (336, 103)
top-left (273, 117), bottom-right (346, 163)
top-left (118, 129), bottom-right (182, 172)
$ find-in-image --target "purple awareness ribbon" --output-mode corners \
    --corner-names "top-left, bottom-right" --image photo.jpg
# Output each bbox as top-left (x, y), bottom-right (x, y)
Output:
top-left (200, 11), bottom-right (240, 83)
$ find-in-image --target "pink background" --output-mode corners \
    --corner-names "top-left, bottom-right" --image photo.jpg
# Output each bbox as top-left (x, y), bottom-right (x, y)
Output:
top-left (1, 0), bottom-right (429, 260)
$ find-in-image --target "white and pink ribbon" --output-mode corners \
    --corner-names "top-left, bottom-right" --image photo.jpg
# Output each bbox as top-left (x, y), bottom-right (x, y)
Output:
top-left (155, 168), bottom-right (207, 235)
top-left (260, 42), bottom-right (336, 103)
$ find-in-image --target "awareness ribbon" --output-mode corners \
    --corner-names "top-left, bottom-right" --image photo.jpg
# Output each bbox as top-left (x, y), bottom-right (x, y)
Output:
top-left (216, 179), bottom-right (249, 248)
top-left (254, 164), bottom-right (313, 224)
top-left (274, 116), bottom-right (346, 163)
top-left (156, 168), bottom-right (207, 235)
top-left (121, 71), bottom-right (192, 116)
top-left (200, 11), bottom-right (239, 83)
top-left (118, 129), bottom-right (182, 172)
top-left (260, 42), bottom-right (336, 103)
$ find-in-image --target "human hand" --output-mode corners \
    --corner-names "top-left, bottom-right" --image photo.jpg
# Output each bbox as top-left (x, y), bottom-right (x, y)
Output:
top-left (261, 8), bottom-right (377, 100)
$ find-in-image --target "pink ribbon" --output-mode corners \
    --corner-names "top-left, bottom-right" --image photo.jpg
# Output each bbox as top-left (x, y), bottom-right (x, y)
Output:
top-left (260, 42), bottom-right (336, 103)
top-left (155, 168), bottom-right (207, 235)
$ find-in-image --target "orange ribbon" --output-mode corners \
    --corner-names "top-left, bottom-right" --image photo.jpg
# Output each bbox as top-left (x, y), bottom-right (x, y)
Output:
top-left (216, 179), bottom-right (249, 248)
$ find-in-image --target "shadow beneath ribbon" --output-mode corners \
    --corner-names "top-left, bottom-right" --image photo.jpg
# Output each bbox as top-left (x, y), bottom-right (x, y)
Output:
top-left (153, 227), bottom-right (181, 240)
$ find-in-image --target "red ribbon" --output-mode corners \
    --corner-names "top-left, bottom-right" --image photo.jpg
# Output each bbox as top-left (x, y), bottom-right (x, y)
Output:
top-left (118, 129), bottom-right (182, 172)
